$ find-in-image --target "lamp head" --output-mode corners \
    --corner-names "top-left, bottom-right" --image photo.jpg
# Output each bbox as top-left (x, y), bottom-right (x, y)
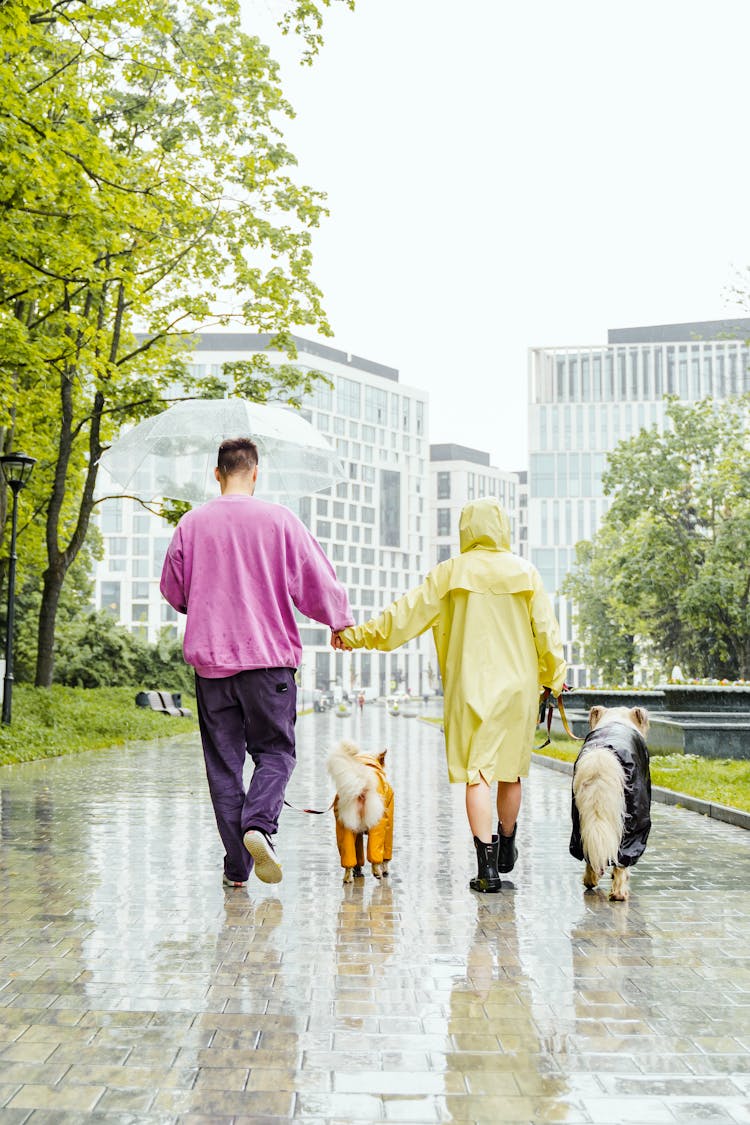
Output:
top-left (0, 453), bottom-right (36, 490)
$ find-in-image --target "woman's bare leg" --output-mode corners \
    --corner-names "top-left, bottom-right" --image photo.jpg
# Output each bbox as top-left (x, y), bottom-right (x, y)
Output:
top-left (496, 779), bottom-right (522, 836)
top-left (465, 779), bottom-right (493, 842)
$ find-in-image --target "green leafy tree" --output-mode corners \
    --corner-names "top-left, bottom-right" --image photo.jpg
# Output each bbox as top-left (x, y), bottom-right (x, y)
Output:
top-left (562, 536), bottom-right (636, 683)
top-left (565, 396), bottom-right (750, 680)
top-left (1, 0), bottom-right (350, 685)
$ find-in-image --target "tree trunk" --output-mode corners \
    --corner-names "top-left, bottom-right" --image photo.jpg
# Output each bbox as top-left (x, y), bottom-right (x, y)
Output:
top-left (35, 565), bottom-right (66, 687)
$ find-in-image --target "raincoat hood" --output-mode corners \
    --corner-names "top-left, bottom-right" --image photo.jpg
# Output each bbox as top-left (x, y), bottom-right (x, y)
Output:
top-left (459, 498), bottom-right (511, 554)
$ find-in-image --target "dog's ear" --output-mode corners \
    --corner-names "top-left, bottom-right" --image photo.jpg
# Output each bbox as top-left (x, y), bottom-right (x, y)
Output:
top-left (378, 749), bottom-right (388, 766)
top-left (630, 706), bottom-right (649, 736)
top-left (589, 705), bottom-right (606, 730)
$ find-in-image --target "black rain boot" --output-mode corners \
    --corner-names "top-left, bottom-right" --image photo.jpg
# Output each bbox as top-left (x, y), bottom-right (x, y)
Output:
top-left (496, 821), bottom-right (518, 873)
top-left (469, 837), bottom-right (502, 893)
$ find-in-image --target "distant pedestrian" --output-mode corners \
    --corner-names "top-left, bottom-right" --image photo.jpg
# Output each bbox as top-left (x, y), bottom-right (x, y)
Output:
top-left (358, 692), bottom-right (365, 712)
top-left (161, 438), bottom-right (353, 888)
top-left (334, 498), bottom-right (565, 893)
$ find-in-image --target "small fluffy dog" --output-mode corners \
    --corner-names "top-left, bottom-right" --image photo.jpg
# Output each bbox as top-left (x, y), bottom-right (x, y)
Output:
top-left (327, 741), bottom-right (394, 883)
top-left (569, 705), bottom-right (652, 901)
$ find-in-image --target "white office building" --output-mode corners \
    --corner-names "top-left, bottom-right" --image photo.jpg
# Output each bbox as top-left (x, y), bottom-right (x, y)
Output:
top-left (527, 318), bottom-right (750, 685)
top-left (94, 334), bottom-right (431, 699)
top-left (429, 444), bottom-right (520, 564)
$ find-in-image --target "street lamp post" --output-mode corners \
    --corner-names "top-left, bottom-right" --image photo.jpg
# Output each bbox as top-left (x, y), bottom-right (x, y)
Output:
top-left (1, 453), bottom-right (36, 725)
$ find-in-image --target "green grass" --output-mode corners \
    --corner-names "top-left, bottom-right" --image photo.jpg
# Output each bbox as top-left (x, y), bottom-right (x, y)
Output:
top-left (0, 685), bottom-right (198, 767)
top-left (535, 735), bottom-right (750, 813)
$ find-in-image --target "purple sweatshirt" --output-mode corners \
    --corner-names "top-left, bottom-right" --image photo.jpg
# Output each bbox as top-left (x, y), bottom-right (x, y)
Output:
top-left (160, 495), bottom-right (353, 678)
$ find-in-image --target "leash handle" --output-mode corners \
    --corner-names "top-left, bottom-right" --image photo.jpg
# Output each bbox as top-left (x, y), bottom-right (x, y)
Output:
top-left (535, 685), bottom-right (583, 748)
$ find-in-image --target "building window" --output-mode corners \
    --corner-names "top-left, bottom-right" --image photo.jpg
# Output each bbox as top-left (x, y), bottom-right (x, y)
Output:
top-left (365, 385), bottom-right (387, 424)
top-left (316, 520), bottom-right (331, 539)
top-left (556, 358), bottom-right (565, 400)
top-left (100, 581), bottom-right (121, 618)
top-left (298, 497), bottom-right (312, 529)
top-left (605, 354), bottom-right (614, 399)
top-left (100, 500), bottom-right (123, 533)
top-left (530, 453), bottom-right (555, 498)
top-left (437, 544), bottom-right (451, 563)
top-left (336, 376), bottom-right (361, 418)
top-left (630, 350), bottom-right (639, 398)
top-left (581, 357), bottom-right (590, 399)
top-left (312, 381), bottom-right (333, 410)
top-left (437, 508), bottom-right (451, 536)
top-left (379, 470), bottom-right (401, 547)
top-left (317, 497), bottom-right (329, 515)
top-left (437, 471), bottom-right (450, 499)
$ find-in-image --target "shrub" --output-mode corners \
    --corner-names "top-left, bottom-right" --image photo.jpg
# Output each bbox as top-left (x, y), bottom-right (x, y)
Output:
top-left (0, 685), bottom-right (196, 766)
top-left (52, 612), bottom-right (193, 694)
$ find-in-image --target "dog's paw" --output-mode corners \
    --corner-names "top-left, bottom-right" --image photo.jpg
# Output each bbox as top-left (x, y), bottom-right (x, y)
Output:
top-left (583, 862), bottom-right (600, 889)
top-left (343, 868), bottom-right (353, 884)
top-left (371, 862), bottom-right (382, 879)
top-left (381, 860), bottom-right (390, 877)
top-left (609, 889), bottom-right (629, 902)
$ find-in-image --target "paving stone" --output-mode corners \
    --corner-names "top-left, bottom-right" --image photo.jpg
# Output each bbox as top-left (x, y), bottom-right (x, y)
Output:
top-left (0, 710), bottom-right (748, 1123)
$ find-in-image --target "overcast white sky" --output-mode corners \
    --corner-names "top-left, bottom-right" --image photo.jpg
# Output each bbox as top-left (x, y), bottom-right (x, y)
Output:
top-left (240, 0), bottom-right (750, 470)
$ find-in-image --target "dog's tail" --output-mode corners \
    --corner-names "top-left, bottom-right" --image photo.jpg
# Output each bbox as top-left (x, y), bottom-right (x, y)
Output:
top-left (573, 748), bottom-right (626, 873)
top-left (327, 741), bottom-right (385, 833)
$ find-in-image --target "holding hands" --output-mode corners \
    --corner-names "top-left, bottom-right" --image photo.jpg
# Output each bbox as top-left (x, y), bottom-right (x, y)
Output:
top-left (330, 630), bottom-right (352, 651)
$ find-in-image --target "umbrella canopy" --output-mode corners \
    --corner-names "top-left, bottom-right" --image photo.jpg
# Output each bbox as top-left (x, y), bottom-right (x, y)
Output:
top-left (98, 399), bottom-right (344, 505)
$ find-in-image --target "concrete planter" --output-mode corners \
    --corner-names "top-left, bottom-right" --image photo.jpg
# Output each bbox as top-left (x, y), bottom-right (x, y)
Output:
top-left (568, 689), bottom-right (666, 712)
top-left (661, 685), bottom-right (750, 713)
top-left (561, 685), bottom-right (750, 759)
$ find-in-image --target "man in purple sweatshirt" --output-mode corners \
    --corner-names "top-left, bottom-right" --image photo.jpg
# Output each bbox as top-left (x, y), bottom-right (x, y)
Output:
top-left (160, 437), bottom-right (353, 888)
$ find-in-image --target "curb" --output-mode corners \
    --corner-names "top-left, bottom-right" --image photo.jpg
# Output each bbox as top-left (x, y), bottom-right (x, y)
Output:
top-left (531, 752), bottom-right (750, 832)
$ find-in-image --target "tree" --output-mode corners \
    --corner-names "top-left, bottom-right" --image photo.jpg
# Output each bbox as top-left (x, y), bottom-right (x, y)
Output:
top-left (1, 0), bottom-right (351, 685)
top-left (562, 536), bottom-right (636, 683)
top-left (564, 396), bottom-right (750, 680)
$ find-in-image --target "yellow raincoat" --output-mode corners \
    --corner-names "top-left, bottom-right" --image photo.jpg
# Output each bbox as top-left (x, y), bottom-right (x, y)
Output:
top-left (340, 498), bottom-right (566, 784)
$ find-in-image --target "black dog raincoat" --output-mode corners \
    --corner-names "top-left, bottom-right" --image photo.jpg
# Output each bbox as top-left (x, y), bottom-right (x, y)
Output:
top-left (569, 721), bottom-right (652, 867)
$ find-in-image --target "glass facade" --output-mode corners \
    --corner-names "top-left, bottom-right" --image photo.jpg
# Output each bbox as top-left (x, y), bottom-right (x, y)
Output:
top-left (94, 337), bottom-right (430, 698)
top-left (528, 328), bottom-right (750, 684)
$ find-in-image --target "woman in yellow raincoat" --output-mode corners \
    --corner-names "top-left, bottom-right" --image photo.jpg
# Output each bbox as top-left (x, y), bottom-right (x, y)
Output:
top-left (336, 497), bottom-right (566, 893)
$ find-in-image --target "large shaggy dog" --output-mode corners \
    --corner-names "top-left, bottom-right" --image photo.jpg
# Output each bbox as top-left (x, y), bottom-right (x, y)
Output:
top-left (570, 705), bottom-right (652, 901)
top-left (327, 741), bottom-right (394, 883)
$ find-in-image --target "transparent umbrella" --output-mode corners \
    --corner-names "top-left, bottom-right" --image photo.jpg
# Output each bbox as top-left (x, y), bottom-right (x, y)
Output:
top-left (98, 399), bottom-right (344, 505)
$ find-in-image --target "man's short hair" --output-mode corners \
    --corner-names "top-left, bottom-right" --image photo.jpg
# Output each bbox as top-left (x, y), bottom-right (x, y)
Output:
top-left (217, 437), bottom-right (259, 476)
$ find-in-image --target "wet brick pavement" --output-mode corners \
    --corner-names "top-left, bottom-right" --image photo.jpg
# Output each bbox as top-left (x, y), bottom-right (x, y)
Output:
top-left (0, 705), bottom-right (749, 1123)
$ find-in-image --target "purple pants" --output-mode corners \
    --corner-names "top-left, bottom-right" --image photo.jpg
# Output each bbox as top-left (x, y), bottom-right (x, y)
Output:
top-left (195, 668), bottom-right (297, 882)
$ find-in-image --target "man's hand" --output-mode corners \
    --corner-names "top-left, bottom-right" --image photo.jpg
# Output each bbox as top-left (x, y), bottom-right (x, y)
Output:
top-left (331, 630), bottom-right (352, 651)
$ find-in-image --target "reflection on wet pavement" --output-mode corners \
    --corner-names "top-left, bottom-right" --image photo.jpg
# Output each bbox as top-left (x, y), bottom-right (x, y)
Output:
top-left (0, 705), bottom-right (749, 1122)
